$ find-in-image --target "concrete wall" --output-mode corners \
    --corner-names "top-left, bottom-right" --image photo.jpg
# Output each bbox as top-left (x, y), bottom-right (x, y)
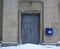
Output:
top-left (3, 0), bottom-right (18, 42)
top-left (2, 0), bottom-right (60, 44)
top-left (42, 0), bottom-right (59, 43)
top-left (0, 0), bottom-right (3, 41)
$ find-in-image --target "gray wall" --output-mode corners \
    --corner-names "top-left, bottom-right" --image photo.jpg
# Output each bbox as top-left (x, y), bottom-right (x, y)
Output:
top-left (3, 0), bottom-right (18, 42)
top-left (2, 0), bottom-right (60, 44)
top-left (0, 0), bottom-right (3, 41)
top-left (43, 0), bottom-right (59, 43)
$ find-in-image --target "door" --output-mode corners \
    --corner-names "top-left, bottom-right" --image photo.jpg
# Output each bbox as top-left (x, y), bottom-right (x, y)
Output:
top-left (21, 13), bottom-right (40, 44)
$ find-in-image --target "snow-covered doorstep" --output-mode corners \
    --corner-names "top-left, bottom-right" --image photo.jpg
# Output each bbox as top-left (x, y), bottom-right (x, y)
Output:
top-left (0, 43), bottom-right (60, 49)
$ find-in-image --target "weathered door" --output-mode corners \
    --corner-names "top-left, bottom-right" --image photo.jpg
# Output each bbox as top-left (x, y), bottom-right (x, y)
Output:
top-left (21, 13), bottom-right (40, 44)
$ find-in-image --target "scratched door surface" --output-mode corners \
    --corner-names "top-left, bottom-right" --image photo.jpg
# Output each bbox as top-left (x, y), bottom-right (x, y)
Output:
top-left (21, 13), bottom-right (40, 44)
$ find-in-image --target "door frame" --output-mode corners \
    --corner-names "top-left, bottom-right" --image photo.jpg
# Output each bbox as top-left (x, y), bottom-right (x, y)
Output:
top-left (18, 1), bottom-right (44, 44)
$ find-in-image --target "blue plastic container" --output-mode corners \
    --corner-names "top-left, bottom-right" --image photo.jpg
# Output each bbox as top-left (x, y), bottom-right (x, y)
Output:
top-left (45, 28), bottom-right (53, 35)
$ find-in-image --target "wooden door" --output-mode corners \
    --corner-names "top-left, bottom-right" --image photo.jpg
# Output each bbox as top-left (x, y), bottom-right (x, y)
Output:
top-left (21, 13), bottom-right (40, 44)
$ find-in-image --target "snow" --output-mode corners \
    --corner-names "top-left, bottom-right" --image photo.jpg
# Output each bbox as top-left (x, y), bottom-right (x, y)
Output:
top-left (0, 43), bottom-right (60, 49)
top-left (57, 41), bottom-right (60, 43)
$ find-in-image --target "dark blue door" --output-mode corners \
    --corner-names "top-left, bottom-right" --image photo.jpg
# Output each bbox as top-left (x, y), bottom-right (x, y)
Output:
top-left (21, 13), bottom-right (40, 44)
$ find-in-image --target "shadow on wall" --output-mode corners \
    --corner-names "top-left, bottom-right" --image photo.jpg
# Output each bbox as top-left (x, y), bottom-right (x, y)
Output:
top-left (0, 0), bottom-right (3, 41)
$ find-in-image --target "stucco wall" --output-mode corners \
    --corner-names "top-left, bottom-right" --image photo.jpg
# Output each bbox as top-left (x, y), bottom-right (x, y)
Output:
top-left (3, 0), bottom-right (18, 42)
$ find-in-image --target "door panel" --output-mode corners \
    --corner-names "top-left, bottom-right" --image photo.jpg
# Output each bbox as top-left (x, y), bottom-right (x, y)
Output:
top-left (21, 13), bottom-right (40, 44)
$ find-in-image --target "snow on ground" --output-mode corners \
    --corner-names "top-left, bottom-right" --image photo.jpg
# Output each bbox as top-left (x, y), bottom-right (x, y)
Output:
top-left (0, 43), bottom-right (60, 49)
